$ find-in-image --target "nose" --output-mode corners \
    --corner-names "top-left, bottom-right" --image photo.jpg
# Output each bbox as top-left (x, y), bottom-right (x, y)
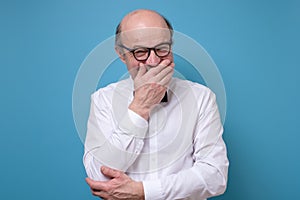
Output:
top-left (145, 49), bottom-right (161, 67)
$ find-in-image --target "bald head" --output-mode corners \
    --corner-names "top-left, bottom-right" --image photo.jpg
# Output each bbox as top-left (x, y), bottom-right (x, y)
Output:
top-left (115, 9), bottom-right (173, 44)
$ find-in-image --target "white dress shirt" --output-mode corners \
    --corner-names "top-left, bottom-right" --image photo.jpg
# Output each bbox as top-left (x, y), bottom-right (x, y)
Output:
top-left (84, 77), bottom-right (229, 200)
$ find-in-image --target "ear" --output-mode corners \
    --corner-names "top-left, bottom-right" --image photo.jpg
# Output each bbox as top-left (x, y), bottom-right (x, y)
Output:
top-left (115, 46), bottom-right (126, 64)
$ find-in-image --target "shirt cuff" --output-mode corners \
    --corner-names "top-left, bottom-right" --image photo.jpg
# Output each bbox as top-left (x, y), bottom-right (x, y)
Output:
top-left (143, 180), bottom-right (164, 200)
top-left (128, 109), bottom-right (148, 128)
top-left (118, 109), bottom-right (148, 138)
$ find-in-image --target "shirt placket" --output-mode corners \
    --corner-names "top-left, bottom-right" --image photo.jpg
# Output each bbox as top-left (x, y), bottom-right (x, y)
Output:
top-left (148, 111), bottom-right (159, 179)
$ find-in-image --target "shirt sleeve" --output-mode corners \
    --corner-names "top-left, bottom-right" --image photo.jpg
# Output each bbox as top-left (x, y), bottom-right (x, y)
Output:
top-left (143, 91), bottom-right (229, 200)
top-left (83, 92), bottom-right (148, 181)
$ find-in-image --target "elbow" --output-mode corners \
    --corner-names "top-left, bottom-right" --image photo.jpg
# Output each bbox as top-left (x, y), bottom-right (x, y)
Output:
top-left (210, 157), bottom-right (229, 196)
top-left (212, 168), bottom-right (228, 197)
top-left (214, 176), bottom-right (227, 196)
top-left (205, 163), bottom-right (229, 197)
top-left (83, 152), bottom-right (110, 181)
top-left (206, 172), bottom-right (228, 197)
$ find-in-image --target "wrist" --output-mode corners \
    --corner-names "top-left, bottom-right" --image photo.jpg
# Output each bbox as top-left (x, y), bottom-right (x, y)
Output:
top-left (129, 102), bottom-right (150, 121)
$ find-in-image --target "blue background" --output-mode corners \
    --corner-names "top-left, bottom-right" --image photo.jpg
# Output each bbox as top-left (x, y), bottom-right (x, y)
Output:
top-left (1, 0), bottom-right (299, 199)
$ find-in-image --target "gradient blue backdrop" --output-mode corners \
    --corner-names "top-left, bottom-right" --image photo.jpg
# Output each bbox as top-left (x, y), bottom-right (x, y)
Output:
top-left (1, 0), bottom-right (299, 199)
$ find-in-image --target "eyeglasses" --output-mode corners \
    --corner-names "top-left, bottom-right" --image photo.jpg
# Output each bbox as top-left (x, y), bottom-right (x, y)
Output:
top-left (118, 42), bottom-right (172, 61)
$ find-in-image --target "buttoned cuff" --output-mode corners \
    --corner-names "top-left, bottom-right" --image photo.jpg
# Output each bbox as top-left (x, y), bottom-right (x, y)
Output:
top-left (118, 109), bottom-right (148, 138)
top-left (128, 109), bottom-right (148, 128)
top-left (143, 180), bottom-right (164, 200)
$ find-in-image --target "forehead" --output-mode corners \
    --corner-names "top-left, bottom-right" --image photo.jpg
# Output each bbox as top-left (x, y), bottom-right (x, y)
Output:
top-left (120, 27), bottom-right (171, 47)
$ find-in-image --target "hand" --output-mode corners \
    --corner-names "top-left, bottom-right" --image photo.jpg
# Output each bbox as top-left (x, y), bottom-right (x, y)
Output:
top-left (85, 166), bottom-right (144, 200)
top-left (134, 59), bottom-right (175, 90)
top-left (129, 59), bottom-right (174, 120)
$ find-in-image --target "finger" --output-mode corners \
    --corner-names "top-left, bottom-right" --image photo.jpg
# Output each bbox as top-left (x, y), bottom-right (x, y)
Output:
top-left (159, 69), bottom-right (174, 86)
top-left (152, 66), bottom-right (173, 83)
top-left (85, 177), bottom-right (109, 191)
top-left (160, 59), bottom-right (171, 67)
top-left (91, 189), bottom-right (110, 199)
top-left (136, 63), bottom-right (147, 78)
top-left (146, 59), bottom-right (171, 76)
top-left (169, 62), bottom-right (175, 68)
top-left (101, 166), bottom-right (122, 178)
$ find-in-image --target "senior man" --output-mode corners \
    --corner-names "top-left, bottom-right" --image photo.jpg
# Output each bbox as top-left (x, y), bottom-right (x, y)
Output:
top-left (84, 9), bottom-right (229, 200)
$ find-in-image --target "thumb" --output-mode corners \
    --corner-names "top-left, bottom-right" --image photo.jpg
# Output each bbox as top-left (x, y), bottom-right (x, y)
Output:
top-left (101, 166), bottom-right (122, 178)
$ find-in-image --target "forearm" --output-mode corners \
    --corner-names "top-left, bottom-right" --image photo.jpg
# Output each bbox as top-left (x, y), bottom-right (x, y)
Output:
top-left (84, 96), bottom-right (148, 180)
top-left (84, 132), bottom-right (145, 181)
top-left (143, 152), bottom-right (228, 199)
top-left (143, 135), bottom-right (229, 200)
top-left (143, 163), bottom-right (227, 200)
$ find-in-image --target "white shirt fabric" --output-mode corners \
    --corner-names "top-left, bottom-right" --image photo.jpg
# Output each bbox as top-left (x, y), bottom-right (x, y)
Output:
top-left (83, 77), bottom-right (229, 200)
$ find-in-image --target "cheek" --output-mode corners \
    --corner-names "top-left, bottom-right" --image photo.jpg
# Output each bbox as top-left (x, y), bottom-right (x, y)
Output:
top-left (166, 49), bottom-right (173, 58)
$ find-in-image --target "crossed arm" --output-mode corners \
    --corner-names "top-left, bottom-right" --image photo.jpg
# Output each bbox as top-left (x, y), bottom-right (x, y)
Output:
top-left (84, 60), bottom-right (228, 199)
top-left (86, 166), bottom-right (144, 200)
top-left (85, 60), bottom-right (174, 199)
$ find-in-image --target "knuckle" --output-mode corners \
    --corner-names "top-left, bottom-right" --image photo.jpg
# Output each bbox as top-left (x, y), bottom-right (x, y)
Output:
top-left (90, 182), bottom-right (96, 189)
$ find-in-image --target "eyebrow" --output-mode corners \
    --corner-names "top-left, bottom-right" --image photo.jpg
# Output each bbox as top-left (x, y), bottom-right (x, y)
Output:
top-left (132, 41), bottom-right (171, 49)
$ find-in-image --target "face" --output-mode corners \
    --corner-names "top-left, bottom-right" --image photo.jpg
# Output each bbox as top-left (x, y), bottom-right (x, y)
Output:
top-left (116, 27), bottom-right (174, 78)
